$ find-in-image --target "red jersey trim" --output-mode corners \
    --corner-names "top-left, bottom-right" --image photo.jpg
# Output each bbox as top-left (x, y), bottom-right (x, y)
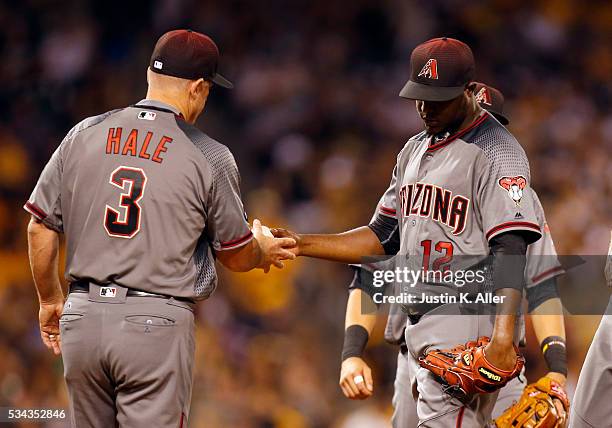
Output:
top-left (379, 206), bottom-right (396, 216)
top-left (219, 231), bottom-right (254, 249)
top-left (486, 221), bottom-right (541, 241)
top-left (427, 112), bottom-right (490, 152)
top-left (24, 201), bottom-right (48, 220)
top-left (532, 265), bottom-right (564, 284)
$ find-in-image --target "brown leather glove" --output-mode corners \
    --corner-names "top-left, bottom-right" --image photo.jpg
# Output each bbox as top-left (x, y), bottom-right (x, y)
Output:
top-left (494, 376), bottom-right (569, 428)
top-left (419, 336), bottom-right (525, 401)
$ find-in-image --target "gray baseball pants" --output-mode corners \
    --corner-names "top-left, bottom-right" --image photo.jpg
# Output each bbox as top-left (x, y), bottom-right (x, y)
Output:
top-left (60, 291), bottom-right (195, 428)
top-left (391, 348), bottom-right (524, 427)
top-left (569, 297), bottom-right (612, 428)
top-left (402, 304), bottom-right (499, 427)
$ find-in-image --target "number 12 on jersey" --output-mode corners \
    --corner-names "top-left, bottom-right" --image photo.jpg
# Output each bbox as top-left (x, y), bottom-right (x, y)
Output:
top-left (420, 239), bottom-right (454, 271)
top-left (104, 166), bottom-right (147, 238)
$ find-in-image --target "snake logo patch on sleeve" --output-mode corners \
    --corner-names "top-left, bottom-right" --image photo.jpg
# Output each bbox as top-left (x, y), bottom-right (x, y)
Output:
top-left (498, 176), bottom-right (527, 206)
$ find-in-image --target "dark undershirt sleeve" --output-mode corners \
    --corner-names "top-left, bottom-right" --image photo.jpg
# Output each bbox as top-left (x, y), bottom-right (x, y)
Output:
top-left (526, 277), bottom-right (560, 313)
top-left (489, 231), bottom-right (528, 292)
top-left (368, 215), bottom-right (400, 256)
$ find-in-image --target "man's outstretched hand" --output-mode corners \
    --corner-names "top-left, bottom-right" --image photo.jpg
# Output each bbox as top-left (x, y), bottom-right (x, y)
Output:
top-left (269, 227), bottom-right (301, 257)
top-left (252, 219), bottom-right (297, 273)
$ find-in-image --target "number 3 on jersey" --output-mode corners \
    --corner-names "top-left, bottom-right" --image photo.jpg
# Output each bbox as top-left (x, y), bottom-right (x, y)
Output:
top-left (104, 166), bottom-right (147, 238)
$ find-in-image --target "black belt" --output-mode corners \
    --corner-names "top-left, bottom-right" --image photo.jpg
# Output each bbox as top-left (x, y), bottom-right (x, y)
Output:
top-left (69, 280), bottom-right (195, 304)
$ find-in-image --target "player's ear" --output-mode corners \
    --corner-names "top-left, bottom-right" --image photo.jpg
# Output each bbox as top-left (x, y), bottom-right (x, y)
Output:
top-left (465, 82), bottom-right (477, 95)
top-left (189, 78), bottom-right (209, 100)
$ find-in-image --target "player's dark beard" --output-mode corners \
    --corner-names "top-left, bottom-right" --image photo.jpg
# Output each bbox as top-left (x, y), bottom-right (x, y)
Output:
top-left (431, 115), bottom-right (465, 143)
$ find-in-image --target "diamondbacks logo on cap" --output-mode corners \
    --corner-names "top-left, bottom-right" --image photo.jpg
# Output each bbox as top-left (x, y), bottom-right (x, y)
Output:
top-left (153, 60), bottom-right (163, 70)
top-left (418, 59), bottom-right (438, 79)
top-left (475, 87), bottom-right (492, 106)
top-left (498, 176), bottom-right (527, 206)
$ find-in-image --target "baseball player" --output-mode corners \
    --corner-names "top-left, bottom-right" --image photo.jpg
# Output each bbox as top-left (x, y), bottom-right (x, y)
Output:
top-left (339, 84), bottom-right (569, 427)
top-left (569, 231), bottom-right (612, 427)
top-left (272, 37), bottom-right (543, 426)
top-left (25, 29), bottom-right (295, 428)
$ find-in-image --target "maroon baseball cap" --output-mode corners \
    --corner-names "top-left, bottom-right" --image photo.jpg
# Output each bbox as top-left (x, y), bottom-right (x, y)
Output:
top-left (473, 82), bottom-right (509, 125)
top-left (149, 29), bottom-right (233, 89)
top-left (399, 37), bottom-right (475, 102)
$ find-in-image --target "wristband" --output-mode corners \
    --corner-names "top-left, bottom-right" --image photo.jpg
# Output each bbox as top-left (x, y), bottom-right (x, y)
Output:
top-left (541, 335), bottom-right (567, 376)
top-left (341, 325), bottom-right (369, 361)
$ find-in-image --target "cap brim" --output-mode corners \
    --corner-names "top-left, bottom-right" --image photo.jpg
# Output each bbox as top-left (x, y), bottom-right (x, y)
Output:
top-left (399, 80), bottom-right (465, 102)
top-left (212, 73), bottom-right (234, 89)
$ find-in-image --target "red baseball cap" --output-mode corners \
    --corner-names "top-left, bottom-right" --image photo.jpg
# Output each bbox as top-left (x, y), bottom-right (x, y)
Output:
top-left (399, 37), bottom-right (475, 102)
top-left (149, 29), bottom-right (233, 89)
top-left (473, 82), bottom-right (509, 125)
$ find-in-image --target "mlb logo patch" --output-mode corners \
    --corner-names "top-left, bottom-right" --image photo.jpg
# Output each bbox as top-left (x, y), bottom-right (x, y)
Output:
top-left (100, 287), bottom-right (117, 298)
top-left (138, 111), bottom-right (156, 121)
top-left (153, 60), bottom-right (163, 70)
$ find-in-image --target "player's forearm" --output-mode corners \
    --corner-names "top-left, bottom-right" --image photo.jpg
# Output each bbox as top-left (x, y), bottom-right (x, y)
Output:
top-left (345, 289), bottom-right (377, 332)
top-left (491, 288), bottom-right (522, 347)
top-left (299, 226), bottom-right (385, 263)
top-left (532, 297), bottom-right (568, 379)
top-left (531, 298), bottom-right (566, 342)
top-left (342, 288), bottom-right (377, 362)
top-left (27, 219), bottom-right (63, 303)
top-left (489, 232), bottom-right (528, 346)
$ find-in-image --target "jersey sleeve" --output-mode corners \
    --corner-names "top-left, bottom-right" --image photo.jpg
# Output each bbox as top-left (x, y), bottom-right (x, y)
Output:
top-left (525, 195), bottom-right (564, 288)
top-left (368, 165), bottom-right (400, 255)
top-left (473, 127), bottom-right (542, 244)
top-left (374, 165), bottom-right (398, 220)
top-left (24, 142), bottom-right (65, 232)
top-left (205, 146), bottom-right (253, 251)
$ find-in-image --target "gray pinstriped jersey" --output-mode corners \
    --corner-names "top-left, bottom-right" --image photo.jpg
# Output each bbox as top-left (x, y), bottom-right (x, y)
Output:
top-left (25, 99), bottom-right (252, 300)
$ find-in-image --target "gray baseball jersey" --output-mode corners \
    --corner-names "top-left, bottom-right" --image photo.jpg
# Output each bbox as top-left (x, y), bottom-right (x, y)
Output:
top-left (379, 191), bottom-right (563, 427)
top-left (25, 99), bottom-right (252, 300)
top-left (371, 112), bottom-right (542, 314)
top-left (373, 189), bottom-right (562, 344)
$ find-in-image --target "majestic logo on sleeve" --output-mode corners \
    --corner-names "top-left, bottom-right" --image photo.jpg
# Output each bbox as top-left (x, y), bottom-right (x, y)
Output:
top-left (417, 59), bottom-right (439, 80)
top-left (475, 87), bottom-right (492, 106)
top-left (399, 183), bottom-right (470, 235)
top-left (498, 176), bottom-right (527, 206)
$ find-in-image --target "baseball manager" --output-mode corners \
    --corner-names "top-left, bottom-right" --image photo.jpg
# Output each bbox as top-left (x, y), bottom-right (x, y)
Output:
top-left (25, 29), bottom-right (295, 428)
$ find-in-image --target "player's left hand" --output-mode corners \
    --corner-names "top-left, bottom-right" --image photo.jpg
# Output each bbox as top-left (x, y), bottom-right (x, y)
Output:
top-left (484, 340), bottom-right (519, 372)
top-left (494, 375), bottom-right (569, 427)
top-left (545, 372), bottom-right (569, 424)
top-left (39, 300), bottom-right (64, 355)
top-left (339, 357), bottom-right (374, 400)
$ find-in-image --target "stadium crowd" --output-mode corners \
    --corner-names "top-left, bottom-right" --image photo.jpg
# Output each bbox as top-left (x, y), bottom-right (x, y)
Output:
top-left (0, 0), bottom-right (610, 427)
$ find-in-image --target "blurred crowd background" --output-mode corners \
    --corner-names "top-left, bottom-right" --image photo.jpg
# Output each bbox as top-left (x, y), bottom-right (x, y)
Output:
top-left (0, 0), bottom-right (610, 427)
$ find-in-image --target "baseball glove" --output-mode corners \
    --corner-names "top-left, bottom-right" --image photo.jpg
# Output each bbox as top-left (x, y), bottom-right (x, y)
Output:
top-left (419, 336), bottom-right (524, 401)
top-left (494, 376), bottom-right (569, 428)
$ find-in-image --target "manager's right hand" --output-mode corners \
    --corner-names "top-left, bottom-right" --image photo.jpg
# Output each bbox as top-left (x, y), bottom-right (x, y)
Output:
top-left (252, 219), bottom-right (296, 272)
